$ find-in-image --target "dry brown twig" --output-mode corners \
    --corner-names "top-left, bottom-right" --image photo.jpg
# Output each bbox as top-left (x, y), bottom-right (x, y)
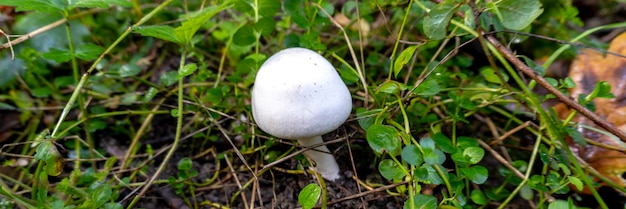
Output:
top-left (0, 29), bottom-right (14, 59)
top-left (485, 35), bottom-right (626, 142)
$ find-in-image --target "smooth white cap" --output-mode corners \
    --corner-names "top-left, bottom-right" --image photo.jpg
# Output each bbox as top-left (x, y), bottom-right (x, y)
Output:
top-left (251, 47), bottom-right (352, 139)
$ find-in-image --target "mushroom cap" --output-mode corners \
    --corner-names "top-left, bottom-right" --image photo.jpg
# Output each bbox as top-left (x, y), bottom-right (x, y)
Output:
top-left (251, 47), bottom-right (352, 139)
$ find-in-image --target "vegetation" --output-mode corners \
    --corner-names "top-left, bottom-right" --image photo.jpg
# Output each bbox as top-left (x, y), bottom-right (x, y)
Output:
top-left (0, 0), bottom-right (625, 208)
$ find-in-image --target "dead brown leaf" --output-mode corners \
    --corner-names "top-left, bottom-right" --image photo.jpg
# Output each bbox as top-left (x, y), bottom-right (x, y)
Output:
top-left (560, 32), bottom-right (626, 191)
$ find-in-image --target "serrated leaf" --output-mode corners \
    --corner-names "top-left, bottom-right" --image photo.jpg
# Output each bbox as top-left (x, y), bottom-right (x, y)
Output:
top-left (69, 0), bottom-right (131, 9)
top-left (298, 184), bottom-right (321, 209)
top-left (42, 48), bottom-right (72, 63)
top-left (366, 124), bottom-right (400, 154)
top-left (568, 176), bottom-right (583, 192)
top-left (134, 25), bottom-right (180, 44)
top-left (565, 126), bottom-right (586, 146)
top-left (423, 0), bottom-right (457, 40)
top-left (496, 0), bottom-right (543, 30)
top-left (174, 3), bottom-right (232, 45)
top-left (393, 45), bottom-right (418, 77)
top-left (75, 43), bottom-right (104, 61)
top-left (0, 0), bottom-right (65, 13)
top-left (378, 159), bottom-right (406, 180)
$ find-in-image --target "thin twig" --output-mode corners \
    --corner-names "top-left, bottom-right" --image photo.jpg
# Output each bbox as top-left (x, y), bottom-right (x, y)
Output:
top-left (485, 35), bottom-right (626, 142)
top-left (0, 9), bottom-right (102, 49)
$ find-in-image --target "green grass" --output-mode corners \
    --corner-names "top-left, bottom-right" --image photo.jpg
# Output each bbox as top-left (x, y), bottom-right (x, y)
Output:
top-left (0, 0), bottom-right (625, 209)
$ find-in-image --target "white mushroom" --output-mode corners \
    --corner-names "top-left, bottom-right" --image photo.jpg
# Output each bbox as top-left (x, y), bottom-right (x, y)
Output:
top-left (251, 47), bottom-right (352, 181)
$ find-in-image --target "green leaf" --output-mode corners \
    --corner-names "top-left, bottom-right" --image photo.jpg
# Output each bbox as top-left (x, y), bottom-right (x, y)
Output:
top-left (423, 148), bottom-right (445, 165)
top-left (0, 0), bottom-right (65, 13)
top-left (134, 25), bottom-right (180, 44)
top-left (174, 3), bottom-right (232, 45)
top-left (548, 200), bottom-right (570, 209)
top-left (366, 124), bottom-right (400, 154)
top-left (432, 133), bottom-right (455, 153)
top-left (587, 81), bottom-right (615, 100)
top-left (565, 126), bottom-right (586, 146)
top-left (496, 0), bottom-right (543, 30)
top-left (75, 43), bottom-right (104, 61)
top-left (35, 141), bottom-right (63, 176)
top-left (378, 159), bottom-right (406, 180)
top-left (255, 17), bottom-right (276, 36)
top-left (520, 185), bottom-right (533, 200)
top-left (393, 46), bottom-right (418, 77)
top-left (464, 147), bottom-right (485, 164)
top-left (461, 165), bottom-right (488, 184)
top-left (69, 0), bottom-right (131, 9)
top-left (177, 158), bottom-right (193, 172)
top-left (89, 182), bottom-right (112, 208)
top-left (470, 189), bottom-right (487, 205)
top-left (160, 71), bottom-right (179, 86)
top-left (32, 87), bottom-right (52, 98)
top-left (423, 0), bottom-right (457, 40)
top-left (415, 164), bottom-right (444, 184)
top-left (412, 79), bottom-right (440, 96)
top-left (378, 80), bottom-right (407, 95)
top-left (403, 194), bottom-right (438, 209)
top-left (401, 145), bottom-right (423, 166)
top-left (480, 67), bottom-right (508, 84)
top-left (258, 0), bottom-right (280, 18)
top-left (119, 64), bottom-right (141, 78)
top-left (42, 48), bottom-right (72, 63)
top-left (298, 184), bottom-right (321, 209)
top-left (233, 25), bottom-right (256, 46)
top-left (568, 176), bottom-right (583, 192)
top-left (177, 63), bottom-right (198, 79)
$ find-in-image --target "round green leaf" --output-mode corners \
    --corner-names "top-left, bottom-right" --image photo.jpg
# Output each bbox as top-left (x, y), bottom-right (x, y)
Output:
top-left (496, 0), bottom-right (543, 30)
top-left (470, 189), bottom-right (487, 205)
top-left (462, 165), bottom-right (488, 184)
top-left (378, 159), bottom-right (406, 180)
top-left (423, 148), bottom-right (445, 165)
top-left (464, 147), bottom-right (485, 164)
top-left (366, 124), bottom-right (400, 154)
top-left (403, 194), bottom-right (438, 209)
top-left (401, 145), bottom-right (423, 166)
top-left (255, 17), bottom-right (276, 37)
top-left (177, 158), bottom-right (193, 171)
top-left (298, 183), bottom-right (321, 209)
top-left (233, 25), bottom-right (256, 46)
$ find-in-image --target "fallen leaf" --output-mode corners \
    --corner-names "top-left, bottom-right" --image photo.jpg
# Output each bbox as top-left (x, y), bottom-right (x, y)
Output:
top-left (559, 32), bottom-right (626, 192)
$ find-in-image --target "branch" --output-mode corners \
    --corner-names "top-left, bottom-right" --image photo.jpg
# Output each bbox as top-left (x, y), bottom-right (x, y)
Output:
top-left (485, 35), bottom-right (626, 142)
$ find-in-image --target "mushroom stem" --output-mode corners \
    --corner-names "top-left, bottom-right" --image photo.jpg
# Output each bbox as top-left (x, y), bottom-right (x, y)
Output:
top-left (297, 136), bottom-right (340, 181)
